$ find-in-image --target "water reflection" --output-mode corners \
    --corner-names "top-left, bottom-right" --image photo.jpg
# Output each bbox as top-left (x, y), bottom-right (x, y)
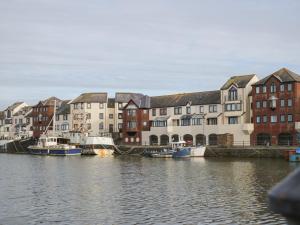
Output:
top-left (0, 155), bottom-right (296, 224)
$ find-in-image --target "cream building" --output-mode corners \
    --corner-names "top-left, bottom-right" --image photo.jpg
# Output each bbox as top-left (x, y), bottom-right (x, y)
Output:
top-left (142, 75), bottom-right (258, 146)
top-left (69, 93), bottom-right (109, 136)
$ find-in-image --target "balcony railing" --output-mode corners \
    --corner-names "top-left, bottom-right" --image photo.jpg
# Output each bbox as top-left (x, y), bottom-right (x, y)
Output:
top-left (224, 95), bottom-right (243, 102)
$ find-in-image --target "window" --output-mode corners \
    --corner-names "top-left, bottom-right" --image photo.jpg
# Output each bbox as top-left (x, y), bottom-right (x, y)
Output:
top-left (99, 103), bottom-right (104, 109)
top-left (160, 108), bottom-right (167, 115)
top-left (270, 83), bottom-right (276, 93)
top-left (118, 123), bottom-right (123, 129)
top-left (152, 109), bottom-right (156, 116)
top-left (63, 114), bottom-right (68, 120)
top-left (280, 84), bottom-right (285, 92)
top-left (280, 99), bottom-right (285, 107)
top-left (143, 109), bottom-right (148, 114)
top-left (288, 83), bottom-right (292, 91)
top-left (262, 101), bottom-right (267, 108)
top-left (228, 87), bottom-right (238, 101)
top-left (143, 121), bottom-right (147, 127)
top-left (174, 107), bottom-right (182, 115)
top-left (152, 120), bottom-right (167, 127)
top-left (256, 86), bottom-right (260, 94)
top-left (99, 122), bottom-right (104, 130)
top-left (99, 113), bottom-right (103, 119)
top-left (263, 115), bottom-right (268, 123)
top-left (86, 113), bottom-right (91, 119)
top-left (181, 118), bottom-right (191, 126)
top-left (127, 121), bottom-right (137, 128)
top-left (87, 103), bottom-right (91, 109)
top-left (271, 115), bottom-right (277, 123)
top-left (225, 103), bottom-right (241, 111)
top-left (81, 103), bottom-right (84, 109)
top-left (186, 106), bottom-right (191, 114)
top-left (118, 113), bottom-right (123, 119)
top-left (228, 117), bottom-right (238, 124)
top-left (74, 104), bottom-right (78, 109)
top-left (109, 114), bottom-right (113, 119)
top-left (256, 116), bottom-right (261, 124)
top-left (288, 114), bottom-right (293, 122)
top-left (280, 115), bottom-right (285, 123)
top-left (200, 106), bottom-right (204, 113)
top-left (207, 118), bottom-right (217, 125)
top-left (288, 99), bottom-right (292, 107)
top-left (192, 118), bottom-right (202, 125)
top-left (209, 105), bottom-right (217, 113)
top-left (262, 86), bottom-right (267, 93)
top-left (56, 115), bottom-right (59, 121)
top-left (256, 101), bottom-right (261, 109)
top-left (118, 103), bottom-right (123, 109)
top-left (87, 123), bottom-right (91, 130)
top-left (127, 109), bottom-right (136, 116)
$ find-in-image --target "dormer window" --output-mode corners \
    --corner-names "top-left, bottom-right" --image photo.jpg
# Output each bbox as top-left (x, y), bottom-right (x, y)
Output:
top-left (228, 87), bottom-right (238, 101)
top-left (270, 83), bottom-right (276, 93)
top-left (269, 96), bottom-right (278, 109)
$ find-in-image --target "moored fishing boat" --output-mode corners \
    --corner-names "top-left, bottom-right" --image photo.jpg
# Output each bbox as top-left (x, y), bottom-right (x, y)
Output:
top-left (289, 148), bottom-right (300, 162)
top-left (28, 136), bottom-right (81, 156)
top-left (171, 141), bottom-right (191, 158)
top-left (80, 136), bottom-right (115, 156)
top-left (151, 149), bottom-right (175, 158)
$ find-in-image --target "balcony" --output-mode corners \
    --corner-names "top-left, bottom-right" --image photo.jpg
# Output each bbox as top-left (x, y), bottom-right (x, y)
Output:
top-left (4, 119), bottom-right (12, 125)
top-left (242, 123), bottom-right (254, 135)
top-left (223, 95), bottom-right (243, 102)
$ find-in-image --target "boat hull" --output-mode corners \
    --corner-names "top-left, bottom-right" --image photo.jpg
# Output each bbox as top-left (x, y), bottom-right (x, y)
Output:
top-left (172, 148), bottom-right (191, 158)
top-left (289, 154), bottom-right (300, 162)
top-left (190, 146), bottom-right (206, 157)
top-left (29, 148), bottom-right (82, 156)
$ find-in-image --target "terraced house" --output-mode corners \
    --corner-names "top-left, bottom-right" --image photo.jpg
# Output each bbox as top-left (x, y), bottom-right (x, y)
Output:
top-left (251, 68), bottom-right (300, 146)
top-left (12, 106), bottom-right (33, 139)
top-left (142, 74), bottom-right (257, 146)
top-left (55, 100), bottom-right (71, 137)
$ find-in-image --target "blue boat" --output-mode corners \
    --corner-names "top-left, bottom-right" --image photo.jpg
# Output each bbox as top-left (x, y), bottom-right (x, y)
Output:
top-left (171, 141), bottom-right (191, 158)
top-left (289, 148), bottom-right (300, 162)
top-left (28, 136), bottom-right (81, 156)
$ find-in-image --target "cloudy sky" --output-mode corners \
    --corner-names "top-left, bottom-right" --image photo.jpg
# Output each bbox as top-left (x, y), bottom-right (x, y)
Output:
top-left (1, 0), bottom-right (300, 109)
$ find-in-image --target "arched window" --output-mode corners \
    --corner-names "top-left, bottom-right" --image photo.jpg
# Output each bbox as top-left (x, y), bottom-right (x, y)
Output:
top-left (228, 87), bottom-right (238, 101)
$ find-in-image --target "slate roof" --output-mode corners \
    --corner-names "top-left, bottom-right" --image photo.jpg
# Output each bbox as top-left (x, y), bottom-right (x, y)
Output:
top-left (7, 102), bottom-right (24, 111)
top-left (13, 106), bottom-right (32, 116)
top-left (71, 93), bottom-right (107, 104)
top-left (42, 96), bottom-right (61, 106)
top-left (221, 74), bottom-right (256, 90)
top-left (56, 100), bottom-right (70, 115)
top-left (124, 95), bottom-right (151, 109)
top-left (107, 98), bottom-right (115, 108)
top-left (254, 68), bottom-right (300, 86)
top-left (150, 90), bottom-right (221, 108)
top-left (115, 92), bottom-right (145, 103)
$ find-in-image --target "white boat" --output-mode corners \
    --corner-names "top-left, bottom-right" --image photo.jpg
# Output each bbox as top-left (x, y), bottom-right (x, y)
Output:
top-left (68, 132), bottom-right (115, 156)
top-left (190, 145), bottom-right (206, 157)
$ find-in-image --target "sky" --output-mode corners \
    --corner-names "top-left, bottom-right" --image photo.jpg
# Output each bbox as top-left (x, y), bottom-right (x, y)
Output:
top-left (1, 0), bottom-right (300, 109)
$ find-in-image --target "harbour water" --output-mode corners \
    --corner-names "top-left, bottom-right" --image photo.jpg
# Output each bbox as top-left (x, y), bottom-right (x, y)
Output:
top-left (0, 154), bottom-right (297, 225)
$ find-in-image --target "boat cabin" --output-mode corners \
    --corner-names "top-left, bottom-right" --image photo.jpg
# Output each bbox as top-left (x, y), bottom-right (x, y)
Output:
top-left (38, 136), bottom-right (58, 147)
top-left (171, 141), bottom-right (186, 150)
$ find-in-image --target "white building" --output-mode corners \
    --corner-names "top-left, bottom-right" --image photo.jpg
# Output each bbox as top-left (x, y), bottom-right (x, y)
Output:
top-left (0, 102), bottom-right (28, 139)
top-left (142, 75), bottom-right (258, 146)
top-left (12, 106), bottom-right (33, 139)
top-left (55, 100), bottom-right (71, 137)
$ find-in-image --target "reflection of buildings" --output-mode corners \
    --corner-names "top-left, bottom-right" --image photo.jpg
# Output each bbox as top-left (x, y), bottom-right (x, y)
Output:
top-left (251, 68), bottom-right (300, 146)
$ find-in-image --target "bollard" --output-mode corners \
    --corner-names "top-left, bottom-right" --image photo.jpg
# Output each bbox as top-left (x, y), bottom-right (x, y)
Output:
top-left (268, 168), bottom-right (300, 225)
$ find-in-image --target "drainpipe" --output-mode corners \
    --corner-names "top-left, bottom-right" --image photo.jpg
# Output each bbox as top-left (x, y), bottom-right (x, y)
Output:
top-left (268, 168), bottom-right (300, 224)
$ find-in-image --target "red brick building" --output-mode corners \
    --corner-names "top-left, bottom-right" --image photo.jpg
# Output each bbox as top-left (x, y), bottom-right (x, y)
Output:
top-left (32, 97), bottom-right (62, 138)
top-left (251, 68), bottom-right (300, 146)
top-left (122, 96), bottom-right (150, 145)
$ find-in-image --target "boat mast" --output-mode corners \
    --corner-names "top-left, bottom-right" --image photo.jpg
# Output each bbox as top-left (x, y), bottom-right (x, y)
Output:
top-left (53, 100), bottom-right (56, 136)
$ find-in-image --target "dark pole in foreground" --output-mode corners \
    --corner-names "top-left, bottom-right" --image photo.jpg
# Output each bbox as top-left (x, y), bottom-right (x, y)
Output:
top-left (268, 168), bottom-right (300, 225)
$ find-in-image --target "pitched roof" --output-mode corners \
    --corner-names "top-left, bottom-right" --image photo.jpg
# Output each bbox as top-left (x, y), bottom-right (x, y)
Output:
top-left (13, 106), bottom-right (32, 116)
top-left (221, 74), bottom-right (256, 90)
top-left (71, 93), bottom-right (107, 104)
top-left (150, 90), bottom-right (221, 108)
top-left (115, 92), bottom-right (145, 103)
top-left (33, 96), bottom-right (61, 107)
top-left (254, 68), bottom-right (300, 85)
top-left (124, 95), bottom-right (151, 109)
top-left (56, 100), bottom-right (70, 115)
top-left (7, 102), bottom-right (25, 111)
